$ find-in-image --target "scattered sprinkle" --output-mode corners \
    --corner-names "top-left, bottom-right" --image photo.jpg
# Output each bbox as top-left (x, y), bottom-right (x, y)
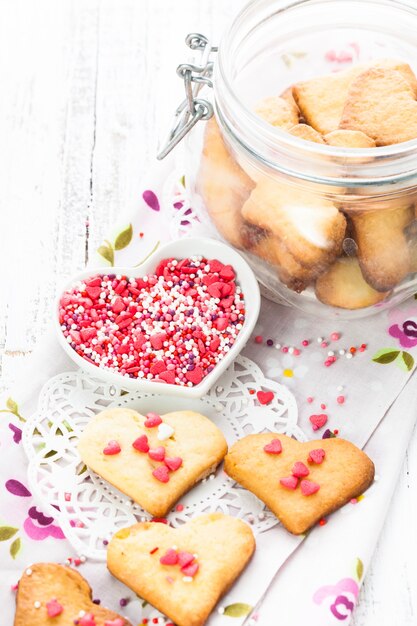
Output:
top-left (309, 413), bottom-right (328, 431)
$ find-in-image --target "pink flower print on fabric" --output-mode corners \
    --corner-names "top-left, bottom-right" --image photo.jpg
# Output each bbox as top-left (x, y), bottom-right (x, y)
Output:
top-left (23, 508), bottom-right (65, 540)
top-left (388, 307), bottom-right (417, 348)
top-left (313, 577), bottom-right (359, 621)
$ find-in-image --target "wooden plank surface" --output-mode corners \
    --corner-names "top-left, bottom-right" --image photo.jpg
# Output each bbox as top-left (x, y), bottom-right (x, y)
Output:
top-left (0, 1), bottom-right (416, 625)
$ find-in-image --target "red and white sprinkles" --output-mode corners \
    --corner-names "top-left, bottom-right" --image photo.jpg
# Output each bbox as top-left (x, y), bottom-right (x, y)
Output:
top-left (102, 412), bottom-right (183, 483)
top-left (263, 438), bottom-right (323, 497)
top-left (58, 257), bottom-right (245, 386)
top-left (158, 548), bottom-right (199, 581)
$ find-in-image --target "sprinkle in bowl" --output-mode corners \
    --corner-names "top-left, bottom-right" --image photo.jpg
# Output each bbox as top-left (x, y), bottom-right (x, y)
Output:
top-left (54, 237), bottom-right (261, 398)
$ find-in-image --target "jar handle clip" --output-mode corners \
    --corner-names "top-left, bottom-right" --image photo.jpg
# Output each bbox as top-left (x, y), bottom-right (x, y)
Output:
top-left (157, 33), bottom-right (217, 160)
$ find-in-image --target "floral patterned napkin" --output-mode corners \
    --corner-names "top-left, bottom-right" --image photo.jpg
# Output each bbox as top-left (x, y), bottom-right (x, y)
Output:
top-left (1, 155), bottom-right (417, 626)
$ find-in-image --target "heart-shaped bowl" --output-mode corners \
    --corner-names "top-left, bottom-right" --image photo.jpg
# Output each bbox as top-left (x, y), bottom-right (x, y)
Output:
top-left (54, 237), bottom-right (261, 398)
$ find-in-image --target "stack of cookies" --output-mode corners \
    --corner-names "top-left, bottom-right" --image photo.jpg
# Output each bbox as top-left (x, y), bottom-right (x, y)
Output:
top-left (198, 58), bottom-right (417, 309)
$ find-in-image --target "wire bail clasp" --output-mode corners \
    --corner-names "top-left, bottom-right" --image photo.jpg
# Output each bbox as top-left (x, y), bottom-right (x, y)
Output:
top-left (157, 33), bottom-right (217, 160)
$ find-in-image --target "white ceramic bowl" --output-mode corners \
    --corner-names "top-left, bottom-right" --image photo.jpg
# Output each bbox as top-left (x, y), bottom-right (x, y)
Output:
top-left (54, 237), bottom-right (261, 398)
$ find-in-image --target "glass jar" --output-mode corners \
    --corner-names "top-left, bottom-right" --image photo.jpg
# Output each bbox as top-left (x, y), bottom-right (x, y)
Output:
top-left (183, 0), bottom-right (417, 319)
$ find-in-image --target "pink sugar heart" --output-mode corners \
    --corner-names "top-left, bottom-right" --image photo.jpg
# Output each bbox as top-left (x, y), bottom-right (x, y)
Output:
top-left (80, 327), bottom-right (96, 342)
top-left (46, 599), bottom-right (64, 617)
top-left (177, 551), bottom-right (195, 568)
top-left (279, 475), bottom-right (299, 490)
top-left (150, 360), bottom-right (166, 376)
top-left (263, 439), bottom-right (282, 455)
top-left (300, 479), bottom-right (321, 496)
top-left (144, 413), bottom-right (162, 427)
top-left (209, 259), bottom-right (224, 273)
top-left (308, 448), bottom-right (326, 464)
top-left (309, 414), bottom-right (328, 431)
top-left (148, 446), bottom-right (166, 462)
top-left (112, 297), bottom-right (125, 314)
top-left (292, 461), bottom-right (310, 478)
top-left (150, 332), bottom-right (167, 350)
top-left (164, 457), bottom-right (183, 472)
top-left (160, 548), bottom-right (178, 565)
top-left (257, 390), bottom-right (274, 405)
top-left (132, 435), bottom-right (149, 453)
top-left (79, 614), bottom-right (96, 626)
top-left (219, 265), bottom-right (235, 281)
top-left (85, 285), bottom-right (101, 300)
top-left (214, 317), bottom-right (229, 331)
top-left (159, 370), bottom-right (176, 384)
top-left (152, 465), bottom-right (170, 483)
top-left (103, 440), bottom-right (121, 455)
top-left (207, 282), bottom-right (223, 299)
top-left (104, 619), bottom-right (126, 626)
top-left (181, 562), bottom-right (199, 577)
top-left (185, 366), bottom-right (204, 385)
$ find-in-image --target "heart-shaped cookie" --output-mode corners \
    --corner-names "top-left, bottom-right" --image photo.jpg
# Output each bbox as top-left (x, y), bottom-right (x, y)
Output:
top-left (107, 513), bottom-right (255, 626)
top-left (78, 408), bottom-right (228, 517)
top-left (14, 563), bottom-right (131, 626)
top-left (55, 238), bottom-right (260, 399)
top-left (339, 67), bottom-right (417, 145)
top-left (224, 434), bottom-right (374, 535)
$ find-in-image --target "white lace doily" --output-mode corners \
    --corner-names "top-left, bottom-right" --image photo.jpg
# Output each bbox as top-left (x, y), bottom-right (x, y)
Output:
top-left (23, 355), bottom-right (305, 560)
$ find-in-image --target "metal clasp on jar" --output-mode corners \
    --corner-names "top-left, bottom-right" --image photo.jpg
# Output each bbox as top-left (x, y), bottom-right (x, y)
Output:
top-left (157, 33), bottom-right (216, 160)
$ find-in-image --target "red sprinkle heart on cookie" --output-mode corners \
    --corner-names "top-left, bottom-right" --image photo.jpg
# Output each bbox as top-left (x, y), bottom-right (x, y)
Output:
top-left (79, 614), bottom-right (96, 626)
top-left (177, 551), bottom-right (195, 568)
top-left (103, 440), bottom-right (121, 455)
top-left (148, 447), bottom-right (166, 462)
top-left (164, 457), bottom-right (183, 472)
top-left (257, 390), bottom-right (274, 405)
top-left (263, 439), bottom-right (282, 454)
top-left (309, 414), bottom-right (328, 431)
top-left (279, 476), bottom-right (298, 490)
top-left (144, 413), bottom-right (162, 428)
top-left (132, 435), bottom-right (149, 453)
top-left (46, 599), bottom-right (64, 617)
top-left (300, 479), bottom-right (320, 496)
top-left (308, 448), bottom-right (326, 464)
top-left (181, 562), bottom-right (199, 577)
top-left (152, 465), bottom-right (170, 483)
top-left (160, 549), bottom-right (179, 565)
top-left (292, 461), bottom-right (310, 478)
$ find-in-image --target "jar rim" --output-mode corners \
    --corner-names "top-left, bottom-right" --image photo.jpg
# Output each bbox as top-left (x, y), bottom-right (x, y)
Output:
top-left (215, 0), bottom-right (417, 187)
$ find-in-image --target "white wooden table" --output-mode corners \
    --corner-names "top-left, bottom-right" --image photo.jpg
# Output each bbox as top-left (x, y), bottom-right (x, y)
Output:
top-left (0, 1), bottom-right (416, 624)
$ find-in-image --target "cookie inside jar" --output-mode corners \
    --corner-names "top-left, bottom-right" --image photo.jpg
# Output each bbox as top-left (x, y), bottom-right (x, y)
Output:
top-left (190, 0), bottom-right (417, 318)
